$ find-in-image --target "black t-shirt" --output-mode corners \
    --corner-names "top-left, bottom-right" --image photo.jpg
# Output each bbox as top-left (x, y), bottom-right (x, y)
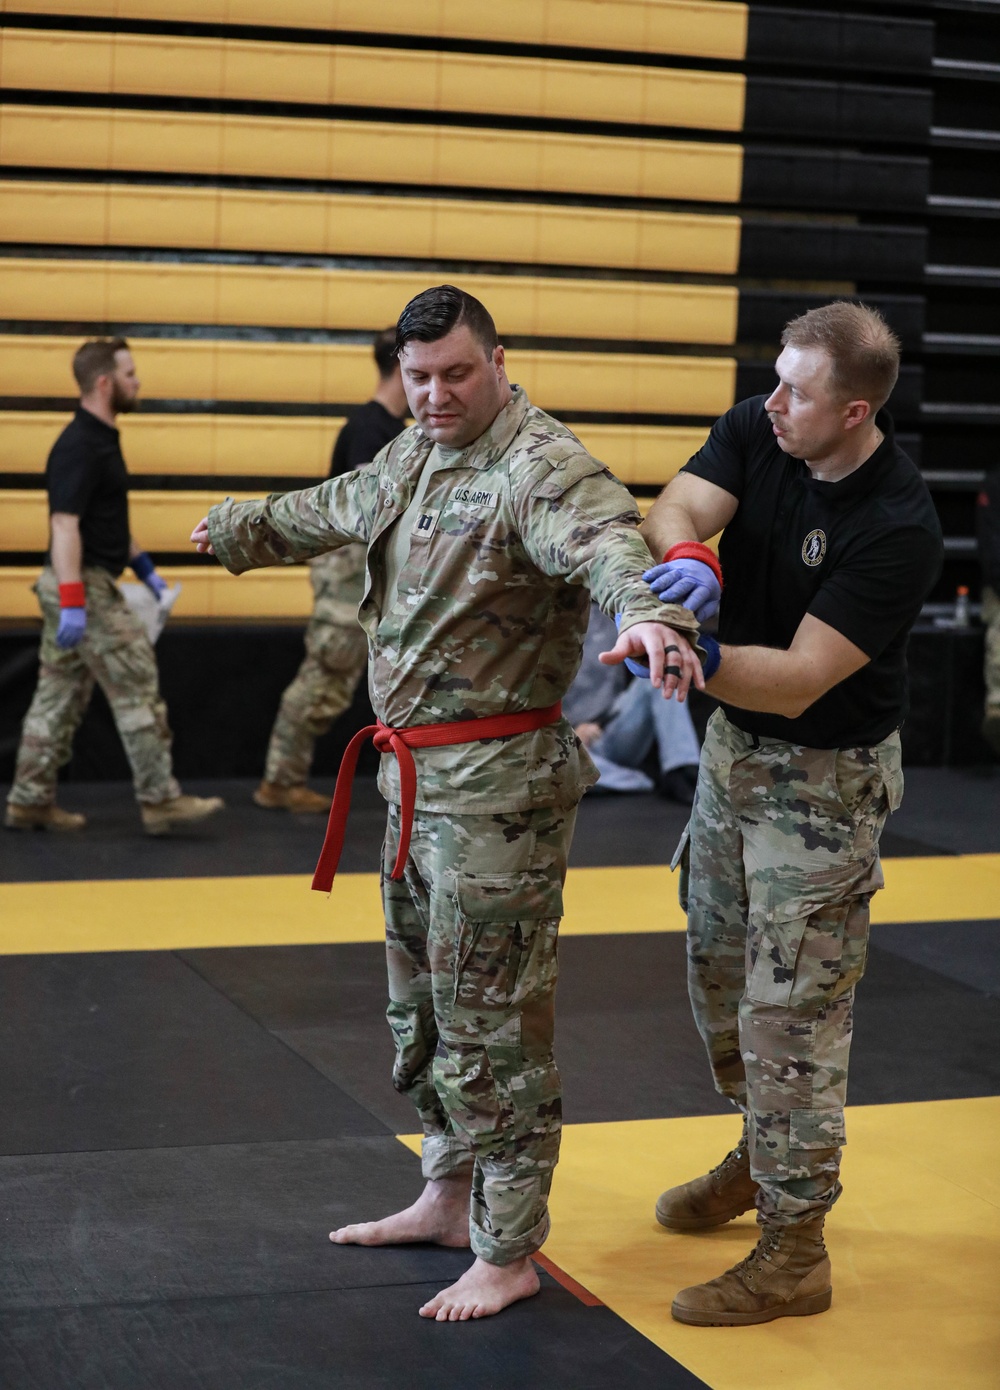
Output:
top-left (683, 395), bottom-right (943, 748)
top-left (46, 406), bottom-right (131, 577)
top-left (330, 399), bottom-right (406, 478)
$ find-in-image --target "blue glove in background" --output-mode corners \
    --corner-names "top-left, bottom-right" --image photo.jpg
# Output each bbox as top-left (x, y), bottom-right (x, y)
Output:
top-left (643, 557), bottom-right (720, 623)
top-left (132, 550), bottom-right (169, 598)
top-left (614, 612), bottom-right (652, 680)
top-left (56, 607), bottom-right (87, 650)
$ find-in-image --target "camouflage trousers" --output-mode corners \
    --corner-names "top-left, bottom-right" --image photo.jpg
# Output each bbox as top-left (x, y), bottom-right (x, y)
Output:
top-left (381, 800), bottom-right (576, 1265)
top-left (983, 585), bottom-right (1000, 711)
top-left (8, 566), bottom-right (180, 808)
top-left (263, 617), bottom-right (367, 787)
top-left (675, 709), bottom-right (903, 1226)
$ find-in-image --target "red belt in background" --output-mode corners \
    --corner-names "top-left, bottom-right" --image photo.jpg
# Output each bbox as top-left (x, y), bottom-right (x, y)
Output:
top-left (311, 701), bottom-right (563, 891)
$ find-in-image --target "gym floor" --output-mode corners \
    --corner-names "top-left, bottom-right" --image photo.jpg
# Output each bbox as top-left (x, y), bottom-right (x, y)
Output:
top-left (1, 768), bottom-right (998, 1390)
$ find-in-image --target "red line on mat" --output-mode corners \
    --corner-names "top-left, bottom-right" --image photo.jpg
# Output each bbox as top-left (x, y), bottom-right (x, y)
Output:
top-left (532, 1252), bottom-right (604, 1307)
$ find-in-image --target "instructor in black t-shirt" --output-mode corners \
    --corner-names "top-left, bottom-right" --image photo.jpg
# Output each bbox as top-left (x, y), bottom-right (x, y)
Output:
top-left (253, 328), bottom-right (408, 812)
top-left (639, 302), bottom-right (942, 1327)
top-left (5, 338), bottom-right (224, 836)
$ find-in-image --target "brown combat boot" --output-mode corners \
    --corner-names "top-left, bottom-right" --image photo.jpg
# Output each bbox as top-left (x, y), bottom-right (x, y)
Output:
top-left (655, 1130), bottom-right (759, 1231)
top-left (4, 802), bottom-right (86, 832)
top-left (141, 794), bottom-right (225, 836)
top-left (253, 781), bottom-right (331, 813)
top-left (671, 1216), bottom-right (832, 1326)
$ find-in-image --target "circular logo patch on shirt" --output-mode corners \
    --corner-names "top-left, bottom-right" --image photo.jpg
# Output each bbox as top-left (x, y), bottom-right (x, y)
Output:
top-left (801, 529), bottom-right (827, 567)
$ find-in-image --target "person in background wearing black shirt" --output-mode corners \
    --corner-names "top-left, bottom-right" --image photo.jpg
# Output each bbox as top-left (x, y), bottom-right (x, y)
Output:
top-left (253, 328), bottom-right (408, 812)
top-left (638, 303), bottom-right (942, 1326)
top-left (5, 338), bottom-right (224, 835)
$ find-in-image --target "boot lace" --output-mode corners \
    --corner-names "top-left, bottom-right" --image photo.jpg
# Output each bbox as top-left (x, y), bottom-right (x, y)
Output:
top-left (710, 1138), bottom-right (748, 1181)
top-left (733, 1228), bottom-right (781, 1290)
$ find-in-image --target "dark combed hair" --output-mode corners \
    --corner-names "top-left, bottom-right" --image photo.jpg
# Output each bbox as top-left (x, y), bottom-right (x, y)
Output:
top-left (781, 301), bottom-right (900, 410)
top-left (373, 326), bottom-right (398, 378)
top-left (395, 285), bottom-right (498, 358)
top-left (72, 337), bottom-right (130, 393)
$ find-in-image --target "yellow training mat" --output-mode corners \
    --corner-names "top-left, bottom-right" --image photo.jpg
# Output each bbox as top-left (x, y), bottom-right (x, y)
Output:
top-left (402, 1099), bottom-right (999, 1390)
top-left (0, 856), bottom-right (997, 956)
top-left (0, 106), bottom-right (745, 205)
top-left (0, 258), bottom-right (740, 347)
top-left (0, 182), bottom-right (743, 276)
top-left (0, 30), bottom-right (747, 133)
top-left (0, 1), bottom-right (749, 63)
top-left (0, 412), bottom-right (708, 484)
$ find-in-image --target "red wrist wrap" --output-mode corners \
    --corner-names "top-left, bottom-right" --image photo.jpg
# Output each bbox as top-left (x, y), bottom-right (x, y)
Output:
top-left (664, 542), bottom-right (723, 589)
top-left (59, 582), bottom-right (86, 609)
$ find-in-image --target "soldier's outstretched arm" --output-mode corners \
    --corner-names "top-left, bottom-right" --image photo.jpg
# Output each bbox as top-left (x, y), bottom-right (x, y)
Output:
top-left (190, 469), bottom-right (380, 576)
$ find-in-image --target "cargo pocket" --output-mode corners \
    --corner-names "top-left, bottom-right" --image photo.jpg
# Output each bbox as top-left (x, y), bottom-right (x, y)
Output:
top-left (453, 871), bottom-right (564, 1015)
top-left (670, 822), bottom-right (692, 913)
top-left (788, 1107), bottom-right (846, 1179)
top-left (748, 862), bottom-right (881, 1009)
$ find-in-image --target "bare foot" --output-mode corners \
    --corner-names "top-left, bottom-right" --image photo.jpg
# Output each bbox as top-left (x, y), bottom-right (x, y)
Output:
top-left (329, 1174), bottom-right (471, 1248)
top-left (419, 1255), bottom-right (541, 1321)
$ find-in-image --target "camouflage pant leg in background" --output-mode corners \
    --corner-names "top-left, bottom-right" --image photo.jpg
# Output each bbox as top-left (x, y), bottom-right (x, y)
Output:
top-left (263, 554), bottom-right (368, 787)
top-left (8, 567), bottom-right (180, 808)
top-left (382, 801), bottom-right (576, 1265)
top-left (680, 709), bottom-right (903, 1226)
top-left (982, 585), bottom-right (1000, 711)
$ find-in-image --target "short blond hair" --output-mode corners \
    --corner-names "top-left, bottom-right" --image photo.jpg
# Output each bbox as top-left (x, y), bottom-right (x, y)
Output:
top-left (781, 301), bottom-right (900, 410)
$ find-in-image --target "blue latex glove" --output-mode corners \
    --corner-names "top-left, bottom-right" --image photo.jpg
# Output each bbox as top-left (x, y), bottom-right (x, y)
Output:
top-left (132, 550), bottom-right (169, 598)
top-left (643, 558), bottom-right (720, 623)
top-left (614, 612), bottom-right (652, 680)
top-left (56, 607), bottom-right (87, 650)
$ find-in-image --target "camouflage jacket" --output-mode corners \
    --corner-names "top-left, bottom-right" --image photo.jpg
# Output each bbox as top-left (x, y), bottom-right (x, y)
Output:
top-left (208, 387), bottom-right (700, 813)
top-left (307, 544), bottom-right (366, 625)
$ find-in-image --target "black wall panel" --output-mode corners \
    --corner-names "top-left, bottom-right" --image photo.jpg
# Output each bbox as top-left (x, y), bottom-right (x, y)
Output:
top-left (746, 7), bottom-right (934, 74)
top-left (742, 148), bottom-right (931, 211)
top-left (744, 78), bottom-right (933, 143)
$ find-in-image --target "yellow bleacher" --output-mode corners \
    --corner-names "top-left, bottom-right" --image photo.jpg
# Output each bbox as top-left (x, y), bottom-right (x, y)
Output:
top-left (0, 1), bottom-right (749, 63)
top-left (0, 1), bottom-right (741, 622)
top-left (0, 106), bottom-right (744, 203)
top-left (0, 183), bottom-right (742, 276)
top-left (0, 336), bottom-right (736, 416)
top-left (0, 259), bottom-right (740, 346)
top-left (0, 29), bottom-right (747, 131)
top-left (0, 413), bottom-right (708, 485)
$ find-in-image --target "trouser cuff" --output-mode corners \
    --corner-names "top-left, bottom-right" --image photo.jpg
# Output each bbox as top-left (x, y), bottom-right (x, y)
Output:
top-left (470, 1208), bottom-right (550, 1266)
top-left (420, 1134), bottom-right (474, 1181)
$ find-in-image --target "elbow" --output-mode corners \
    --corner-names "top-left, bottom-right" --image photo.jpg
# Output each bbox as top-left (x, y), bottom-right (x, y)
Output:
top-left (778, 683), bottom-right (825, 720)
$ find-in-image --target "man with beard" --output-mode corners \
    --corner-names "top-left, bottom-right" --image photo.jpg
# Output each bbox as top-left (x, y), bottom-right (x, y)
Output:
top-left (5, 338), bottom-right (224, 836)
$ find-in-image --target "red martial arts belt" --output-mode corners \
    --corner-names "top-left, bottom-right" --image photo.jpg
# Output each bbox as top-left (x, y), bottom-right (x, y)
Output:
top-left (311, 701), bottom-right (563, 891)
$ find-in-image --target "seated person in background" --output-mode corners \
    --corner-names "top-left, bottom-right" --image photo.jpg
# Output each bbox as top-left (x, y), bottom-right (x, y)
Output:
top-left (976, 469), bottom-right (1000, 754)
top-left (564, 603), bottom-right (702, 803)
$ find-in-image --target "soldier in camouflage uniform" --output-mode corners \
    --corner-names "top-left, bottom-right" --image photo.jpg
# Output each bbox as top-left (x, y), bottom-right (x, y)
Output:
top-left (641, 303), bottom-right (942, 1326)
top-left (192, 285), bottom-right (706, 1321)
top-left (255, 331), bottom-right (407, 812)
top-left (5, 338), bottom-right (223, 837)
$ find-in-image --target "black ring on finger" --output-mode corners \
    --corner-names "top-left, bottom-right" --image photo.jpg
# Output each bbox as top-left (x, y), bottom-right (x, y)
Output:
top-left (664, 644), bottom-right (681, 655)
top-left (665, 664), bottom-right (683, 679)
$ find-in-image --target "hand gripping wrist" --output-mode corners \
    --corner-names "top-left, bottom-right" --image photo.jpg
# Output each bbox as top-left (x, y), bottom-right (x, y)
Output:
top-left (664, 542), bottom-right (723, 590)
top-left (59, 581), bottom-right (86, 609)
